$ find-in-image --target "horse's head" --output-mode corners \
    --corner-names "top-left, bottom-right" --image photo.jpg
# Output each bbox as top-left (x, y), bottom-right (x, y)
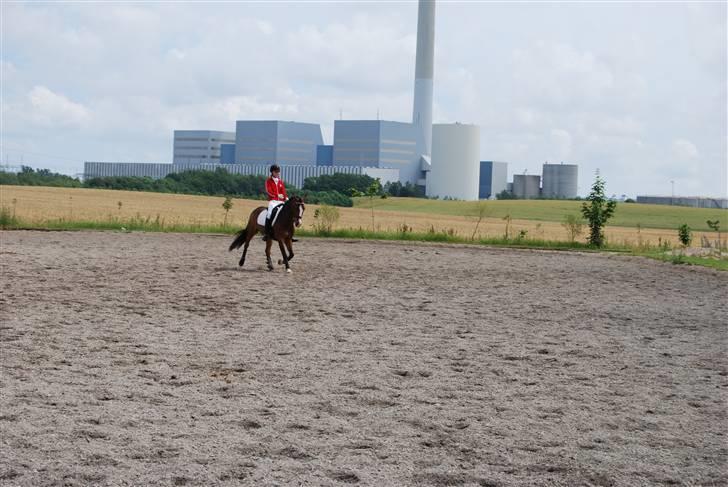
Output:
top-left (290, 195), bottom-right (305, 227)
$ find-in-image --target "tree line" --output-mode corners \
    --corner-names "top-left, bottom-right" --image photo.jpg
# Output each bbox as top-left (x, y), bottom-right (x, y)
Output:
top-left (1, 166), bottom-right (407, 207)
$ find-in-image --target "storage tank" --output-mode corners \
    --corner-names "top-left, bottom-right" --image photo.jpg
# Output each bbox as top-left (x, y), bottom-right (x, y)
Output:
top-left (426, 123), bottom-right (480, 200)
top-left (513, 174), bottom-right (541, 199)
top-left (542, 163), bottom-right (578, 198)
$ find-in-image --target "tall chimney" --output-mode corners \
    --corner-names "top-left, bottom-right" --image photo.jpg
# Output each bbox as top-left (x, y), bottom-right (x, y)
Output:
top-left (412, 0), bottom-right (435, 158)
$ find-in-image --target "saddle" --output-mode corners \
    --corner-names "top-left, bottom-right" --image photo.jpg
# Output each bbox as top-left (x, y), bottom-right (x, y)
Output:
top-left (263, 203), bottom-right (284, 239)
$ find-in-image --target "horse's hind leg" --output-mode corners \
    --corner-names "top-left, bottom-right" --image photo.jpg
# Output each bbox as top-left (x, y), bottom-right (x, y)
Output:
top-left (265, 239), bottom-right (274, 271)
top-left (239, 228), bottom-right (254, 267)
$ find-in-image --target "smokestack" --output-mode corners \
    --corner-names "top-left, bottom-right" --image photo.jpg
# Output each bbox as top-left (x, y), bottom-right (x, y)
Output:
top-left (412, 0), bottom-right (435, 158)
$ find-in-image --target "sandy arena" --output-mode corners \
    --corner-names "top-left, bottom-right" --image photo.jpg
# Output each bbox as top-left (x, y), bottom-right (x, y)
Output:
top-left (1, 230), bottom-right (726, 486)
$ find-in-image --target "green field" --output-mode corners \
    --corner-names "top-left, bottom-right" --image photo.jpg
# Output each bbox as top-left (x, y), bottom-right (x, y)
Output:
top-left (354, 198), bottom-right (727, 232)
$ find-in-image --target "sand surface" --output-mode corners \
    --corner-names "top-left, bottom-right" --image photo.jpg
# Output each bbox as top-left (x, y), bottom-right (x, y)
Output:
top-left (1, 230), bottom-right (726, 486)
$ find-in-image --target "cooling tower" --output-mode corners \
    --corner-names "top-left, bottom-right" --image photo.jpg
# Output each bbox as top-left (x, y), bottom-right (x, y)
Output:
top-left (412, 0), bottom-right (435, 159)
top-left (427, 123), bottom-right (480, 200)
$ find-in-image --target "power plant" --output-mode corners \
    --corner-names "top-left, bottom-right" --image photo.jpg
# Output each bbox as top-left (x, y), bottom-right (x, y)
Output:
top-left (84, 0), bottom-right (578, 200)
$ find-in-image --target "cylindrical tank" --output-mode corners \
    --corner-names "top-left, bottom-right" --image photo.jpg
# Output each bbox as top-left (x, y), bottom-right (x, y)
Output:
top-left (513, 174), bottom-right (541, 199)
top-left (426, 123), bottom-right (480, 200)
top-left (542, 163), bottom-right (578, 198)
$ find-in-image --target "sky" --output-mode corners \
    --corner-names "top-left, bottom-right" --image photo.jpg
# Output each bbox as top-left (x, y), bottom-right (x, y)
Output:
top-left (1, 1), bottom-right (726, 198)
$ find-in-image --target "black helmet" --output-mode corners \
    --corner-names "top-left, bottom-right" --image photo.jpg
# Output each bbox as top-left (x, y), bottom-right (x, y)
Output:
top-left (270, 164), bottom-right (281, 173)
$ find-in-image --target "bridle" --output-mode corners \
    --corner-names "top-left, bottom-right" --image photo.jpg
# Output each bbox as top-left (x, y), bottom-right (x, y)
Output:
top-left (293, 198), bottom-right (305, 227)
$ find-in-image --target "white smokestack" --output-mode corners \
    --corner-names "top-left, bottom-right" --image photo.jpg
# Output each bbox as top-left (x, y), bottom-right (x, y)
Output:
top-left (412, 0), bottom-right (435, 158)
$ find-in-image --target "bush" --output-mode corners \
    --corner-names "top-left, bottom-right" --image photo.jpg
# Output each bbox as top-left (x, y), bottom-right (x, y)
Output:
top-left (303, 173), bottom-right (377, 195)
top-left (495, 189), bottom-right (517, 200)
top-left (562, 214), bottom-right (585, 243)
top-left (289, 189), bottom-right (353, 207)
top-left (383, 181), bottom-right (425, 198)
top-left (312, 204), bottom-right (340, 235)
top-left (1, 167), bottom-right (82, 187)
top-left (677, 224), bottom-right (692, 247)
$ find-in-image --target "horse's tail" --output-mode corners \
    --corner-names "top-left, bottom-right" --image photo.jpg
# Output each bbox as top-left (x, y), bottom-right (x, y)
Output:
top-left (229, 228), bottom-right (247, 251)
top-left (229, 207), bottom-right (264, 251)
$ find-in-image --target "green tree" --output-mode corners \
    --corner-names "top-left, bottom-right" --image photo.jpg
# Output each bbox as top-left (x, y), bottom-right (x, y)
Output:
top-left (677, 224), bottom-right (692, 247)
top-left (581, 173), bottom-right (617, 247)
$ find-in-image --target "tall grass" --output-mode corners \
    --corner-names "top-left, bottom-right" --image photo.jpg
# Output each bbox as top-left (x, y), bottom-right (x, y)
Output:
top-left (0, 206), bottom-right (19, 229)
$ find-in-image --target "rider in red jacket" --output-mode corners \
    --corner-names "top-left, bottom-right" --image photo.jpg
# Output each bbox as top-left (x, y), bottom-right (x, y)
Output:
top-left (264, 164), bottom-right (287, 240)
top-left (266, 165), bottom-right (287, 202)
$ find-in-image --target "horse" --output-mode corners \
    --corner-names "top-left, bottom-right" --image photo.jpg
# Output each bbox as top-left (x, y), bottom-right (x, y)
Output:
top-left (228, 196), bottom-right (305, 273)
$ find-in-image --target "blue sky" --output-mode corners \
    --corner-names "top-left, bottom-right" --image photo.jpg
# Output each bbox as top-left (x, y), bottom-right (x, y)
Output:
top-left (2, 1), bottom-right (726, 197)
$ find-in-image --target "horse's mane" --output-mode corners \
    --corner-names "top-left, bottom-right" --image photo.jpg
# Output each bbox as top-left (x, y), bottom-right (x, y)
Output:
top-left (274, 197), bottom-right (300, 226)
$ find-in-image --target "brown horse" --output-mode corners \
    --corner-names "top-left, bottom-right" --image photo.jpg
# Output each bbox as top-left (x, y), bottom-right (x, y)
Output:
top-left (228, 196), bottom-right (305, 272)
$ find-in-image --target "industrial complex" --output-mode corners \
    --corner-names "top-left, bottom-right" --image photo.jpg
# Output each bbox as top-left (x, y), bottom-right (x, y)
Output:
top-left (84, 0), bottom-right (579, 201)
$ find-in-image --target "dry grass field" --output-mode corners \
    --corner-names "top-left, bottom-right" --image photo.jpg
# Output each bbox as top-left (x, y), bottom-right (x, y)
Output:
top-left (0, 185), bottom-right (717, 246)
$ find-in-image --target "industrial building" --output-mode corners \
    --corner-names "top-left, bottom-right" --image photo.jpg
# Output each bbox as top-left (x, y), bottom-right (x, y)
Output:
top-left (512, 174), bottom-right (541, 199)
top-left (234, 121), bottom-right (323, 166)
top-left (173, 130), bottom-right (235, 164)
top-left (332, 120), bottom-right (422, 184)
top-left (542, 163), bottom-right (578, 199)
top-left (84, 161), bottom-right (398, 191)
top-left (479, 161), bottom-right (508, 199)
top-left (636, 195), bottom-right (728, 209)
top-left (427, 123), bottom-right (480, 200)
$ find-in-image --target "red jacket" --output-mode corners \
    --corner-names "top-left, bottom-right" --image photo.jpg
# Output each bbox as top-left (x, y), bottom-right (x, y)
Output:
top-left (266, 177), bottom-right (287, 201)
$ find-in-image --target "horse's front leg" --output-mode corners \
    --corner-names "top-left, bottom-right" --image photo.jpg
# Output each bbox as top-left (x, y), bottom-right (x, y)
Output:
top-left (265, 239), bottom-right (274, 271)
top-left (278, 240), bottom-right (291, 273)
top-left (285, 237), bottom-right (294, 262)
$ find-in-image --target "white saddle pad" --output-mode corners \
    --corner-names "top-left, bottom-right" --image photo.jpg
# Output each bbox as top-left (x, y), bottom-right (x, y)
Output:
top-left (257, 203), bottom-right (284, 227)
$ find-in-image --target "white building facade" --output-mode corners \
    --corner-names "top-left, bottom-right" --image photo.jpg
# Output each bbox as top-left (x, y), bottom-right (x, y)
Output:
top-left (173, 130), bottom-right (236, 165)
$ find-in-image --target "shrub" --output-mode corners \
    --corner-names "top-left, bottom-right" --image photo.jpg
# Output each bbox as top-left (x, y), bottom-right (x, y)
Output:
top-left (562, 214), bottom-right (585, 243)
top-left (677, 224), bottom-right (692, 247)
top-left (312, 204), bottom-right (340, 235)
top-left (581, 173), bottom-right (617, 247)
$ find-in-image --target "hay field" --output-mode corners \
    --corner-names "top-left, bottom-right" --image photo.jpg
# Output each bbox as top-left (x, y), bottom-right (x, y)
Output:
top-left (1, 231), bottom-right (726, 485)
top-left (0, 185), bottom-right (717, 246)
top-left (355, 198), bottom-right (726, 232)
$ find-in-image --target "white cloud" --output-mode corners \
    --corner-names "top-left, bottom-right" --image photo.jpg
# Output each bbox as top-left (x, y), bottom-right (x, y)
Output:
top-left (27, 86), bottom-right (91, 127)
top-left (672, 139), bottom-right (700, 160)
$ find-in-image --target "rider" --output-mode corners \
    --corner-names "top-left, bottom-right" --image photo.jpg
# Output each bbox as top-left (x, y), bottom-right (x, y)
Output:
top-left (264, 164), bottom-right (287, 239)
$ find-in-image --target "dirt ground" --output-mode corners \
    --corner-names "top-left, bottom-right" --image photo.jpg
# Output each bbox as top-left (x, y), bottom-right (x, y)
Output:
top-left (1, 230), bottom-right (726, 487)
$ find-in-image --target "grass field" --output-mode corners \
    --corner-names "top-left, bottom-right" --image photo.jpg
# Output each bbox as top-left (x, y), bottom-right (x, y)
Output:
top-left (354, 197), bottom-right (727, 232)
top-left (1, 185), bottom-right (725, 250)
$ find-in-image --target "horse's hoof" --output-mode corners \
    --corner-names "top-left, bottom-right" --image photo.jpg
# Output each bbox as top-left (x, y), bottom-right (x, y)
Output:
top-left (278, 259), bottom-right (284, 265)
top-left (286, 268), bottom-right (292, 274)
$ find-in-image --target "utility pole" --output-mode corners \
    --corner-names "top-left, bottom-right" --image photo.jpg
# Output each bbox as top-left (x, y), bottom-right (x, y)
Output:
top-left (670, 180), bottom-right (675, 205)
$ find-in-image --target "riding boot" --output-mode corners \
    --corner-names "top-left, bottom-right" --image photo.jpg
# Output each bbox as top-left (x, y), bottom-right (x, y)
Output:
top-left (264, 217), bottom-right (272, 241)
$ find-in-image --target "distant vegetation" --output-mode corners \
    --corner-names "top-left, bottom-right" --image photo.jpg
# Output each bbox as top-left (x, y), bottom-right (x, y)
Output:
top-left (1, 167), bottom-right (368, 207)
top-left (0, 166), bottom-right (82, 187)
